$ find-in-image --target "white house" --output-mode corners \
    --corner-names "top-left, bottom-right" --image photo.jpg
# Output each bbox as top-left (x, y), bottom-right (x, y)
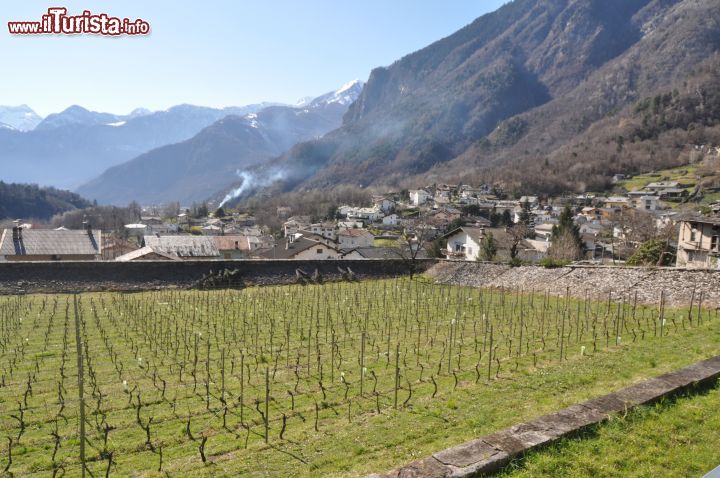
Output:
top-left (337, 228), bottom-right (375, 249)
top-left (347, 207), bottom-right (383, 222)
top-left (382, 214), bottom-right (401, 226)
top-left (306, 222), bottom-right (336, 240)
top-left (442, 227), bottom-right (485, 261)
top-left (533, 223), bottom-right (555, 241)
top-left (337, 220), bottom-right (364, 229)
top-left (409, 189), bottom-right (432, 206)
top-left (632, 195), bottom-right (661, 211)
top-left (373, 196), bottom-right (397, 214)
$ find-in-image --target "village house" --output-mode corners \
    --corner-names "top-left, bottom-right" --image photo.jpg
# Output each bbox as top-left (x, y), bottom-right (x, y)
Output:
top-left (143, 235), bottom-right (220, 259)
top-left (581, 207), bottom-right (602, 222)
top-left (533, 223), bottom-right (555, 242)
top-left (645, 181), bottom-right (680, 192)
top-left (259, 233), bottom-right (339, 260)
top-left (426, 209), bottom-right (461, 230)
top-left (631, 195), bottom-right (661, 211)
top-left (283, 216), bottom-right (312, 237)
top-left (306, 222), bottom-right (336, 240)
top-left (675, 216), bottom-right (720, 269)
top-left (382, 214), bottom-right (401, 226)
top-left (0, 223), bottom-right (102, 261)
top-left (605, 197), bottom-right (630, 209)
top-left (641, 181), bottom-right (689, 200)
top-left (337, 220), bottom-right (364, 229)
top-left (442, 227), bottom-right (484, 261)
top-left (433, 185), bottom-right (454, 204)
top-left (213, 235), bottom-right (251, 259)
top-left (442, 226), bottom-right (543, 262)
top-left (657, 188), bottom-right (689, 200)
top-left (247, 235), bottom-right (275, 251)
top-left (347, 207), bottom-right (384, 223)
top-left (140, 216), bottom-right (177, 235)
top-left (337, 228), bottom-right (375, 249)
top-left (373, 196), bottom-right (397, 214)
top-left (409, 189), bottom-right (432, 206)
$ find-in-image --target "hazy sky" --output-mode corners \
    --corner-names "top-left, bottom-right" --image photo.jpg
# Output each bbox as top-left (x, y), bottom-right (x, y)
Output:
top-left (2, 1), bottom-right (508, 116)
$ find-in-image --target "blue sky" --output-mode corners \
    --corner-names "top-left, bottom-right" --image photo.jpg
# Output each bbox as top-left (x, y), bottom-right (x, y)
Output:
top-left (1, 1), bottom-right (508, 116)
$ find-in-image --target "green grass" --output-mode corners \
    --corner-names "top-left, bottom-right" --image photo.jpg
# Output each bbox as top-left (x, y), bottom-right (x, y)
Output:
top-left (0, 279), bottom-right (718, 477)
top-left (619, 165), bottom-right (698, 193)
top-left (498, 382), bottom-right (720, 477)
top-left (702, 191), bottom-right (720, 203)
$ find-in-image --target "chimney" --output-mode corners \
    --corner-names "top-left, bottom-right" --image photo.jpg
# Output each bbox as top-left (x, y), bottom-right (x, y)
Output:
top-left (13, 219), bottom-right (23, 241)
top-left (83, 221), bottom-right (93, 236)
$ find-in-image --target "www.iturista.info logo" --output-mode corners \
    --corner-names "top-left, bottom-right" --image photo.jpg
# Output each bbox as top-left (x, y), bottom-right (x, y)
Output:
top-left (8, 8), bottom-right (150, 36)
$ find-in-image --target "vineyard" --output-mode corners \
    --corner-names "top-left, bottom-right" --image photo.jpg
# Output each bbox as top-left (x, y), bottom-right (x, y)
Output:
top-left (0, 278), bottom-right (718, 477)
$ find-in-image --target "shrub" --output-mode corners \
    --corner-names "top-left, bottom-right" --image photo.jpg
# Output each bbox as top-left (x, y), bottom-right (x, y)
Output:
top-left (626, 239), bottom-right (673, 266)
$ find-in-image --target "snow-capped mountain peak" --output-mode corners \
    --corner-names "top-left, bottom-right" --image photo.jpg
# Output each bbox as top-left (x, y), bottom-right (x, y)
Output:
top-left (308, 79), bottom-right (364, 108)
top-left (0, 105), bottom-right (42, 131)
top-left (336, 79), bottom-right (362, 95)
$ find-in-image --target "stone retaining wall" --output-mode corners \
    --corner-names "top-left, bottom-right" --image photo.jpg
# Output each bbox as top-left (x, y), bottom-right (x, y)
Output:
top-left (368, 355), bottom-right (720, 478)
top-left (0, 259), bottom-right (438, 294)
top-left (428, 262), bottom-right (720, 307)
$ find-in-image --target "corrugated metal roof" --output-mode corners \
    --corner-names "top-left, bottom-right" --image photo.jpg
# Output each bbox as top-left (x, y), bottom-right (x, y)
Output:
top-left (0, 229), bottom-right (101, 256)
top-left (143, 235), bottom-right (219, 257)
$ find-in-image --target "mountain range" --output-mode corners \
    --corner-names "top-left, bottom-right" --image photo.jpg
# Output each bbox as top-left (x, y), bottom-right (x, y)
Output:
top-left (76, 80), bottom-right (364, 205)
top-left (0, 102), bottom-right (281, 190)
top-left (5, 0), bottom-right (719, 208)
top-left (222, 0), bottom-right (720, 203)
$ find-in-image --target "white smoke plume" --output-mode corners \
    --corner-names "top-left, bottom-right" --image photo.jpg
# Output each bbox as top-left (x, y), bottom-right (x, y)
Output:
top-left (219, 169), bottom-right (285, 207)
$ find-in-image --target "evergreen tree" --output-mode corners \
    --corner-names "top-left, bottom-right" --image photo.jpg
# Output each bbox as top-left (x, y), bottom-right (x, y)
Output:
top-left (549, 206), bottom-right (583, 260)
top-left (480, 232), bottom-right (497, 262)
top-left (518, 202), bottom-right (531, 226)
top-left (501, 209), bottom-right (512, 226)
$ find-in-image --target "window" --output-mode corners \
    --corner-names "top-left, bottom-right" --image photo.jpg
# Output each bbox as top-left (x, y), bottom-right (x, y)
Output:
top-left (690, 223), bottom-right (697, 242)
top-left (316, 248), bottom-right (323, 254)
top-left (712, 236), bottom-right (719, 251)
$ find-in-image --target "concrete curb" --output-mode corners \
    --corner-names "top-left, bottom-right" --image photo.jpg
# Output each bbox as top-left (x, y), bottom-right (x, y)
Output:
top-left (367, 355), bottom-right (720, 478)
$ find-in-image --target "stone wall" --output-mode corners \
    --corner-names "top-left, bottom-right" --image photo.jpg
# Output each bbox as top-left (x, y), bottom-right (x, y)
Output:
top-left (369, 356), bottom-right (720, 478)
top-left (0, 259), bottom-right (438, 294)
top-left (428, 261), bottom-right (720, 307)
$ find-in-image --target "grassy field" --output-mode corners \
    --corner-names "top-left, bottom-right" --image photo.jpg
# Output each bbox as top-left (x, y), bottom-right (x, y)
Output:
top-left (619, 165), bottom-right (698, 193)
top-left (0, 278), bottom-right (718, 477)
top-left (498, 382), bottom-right (720, 477)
